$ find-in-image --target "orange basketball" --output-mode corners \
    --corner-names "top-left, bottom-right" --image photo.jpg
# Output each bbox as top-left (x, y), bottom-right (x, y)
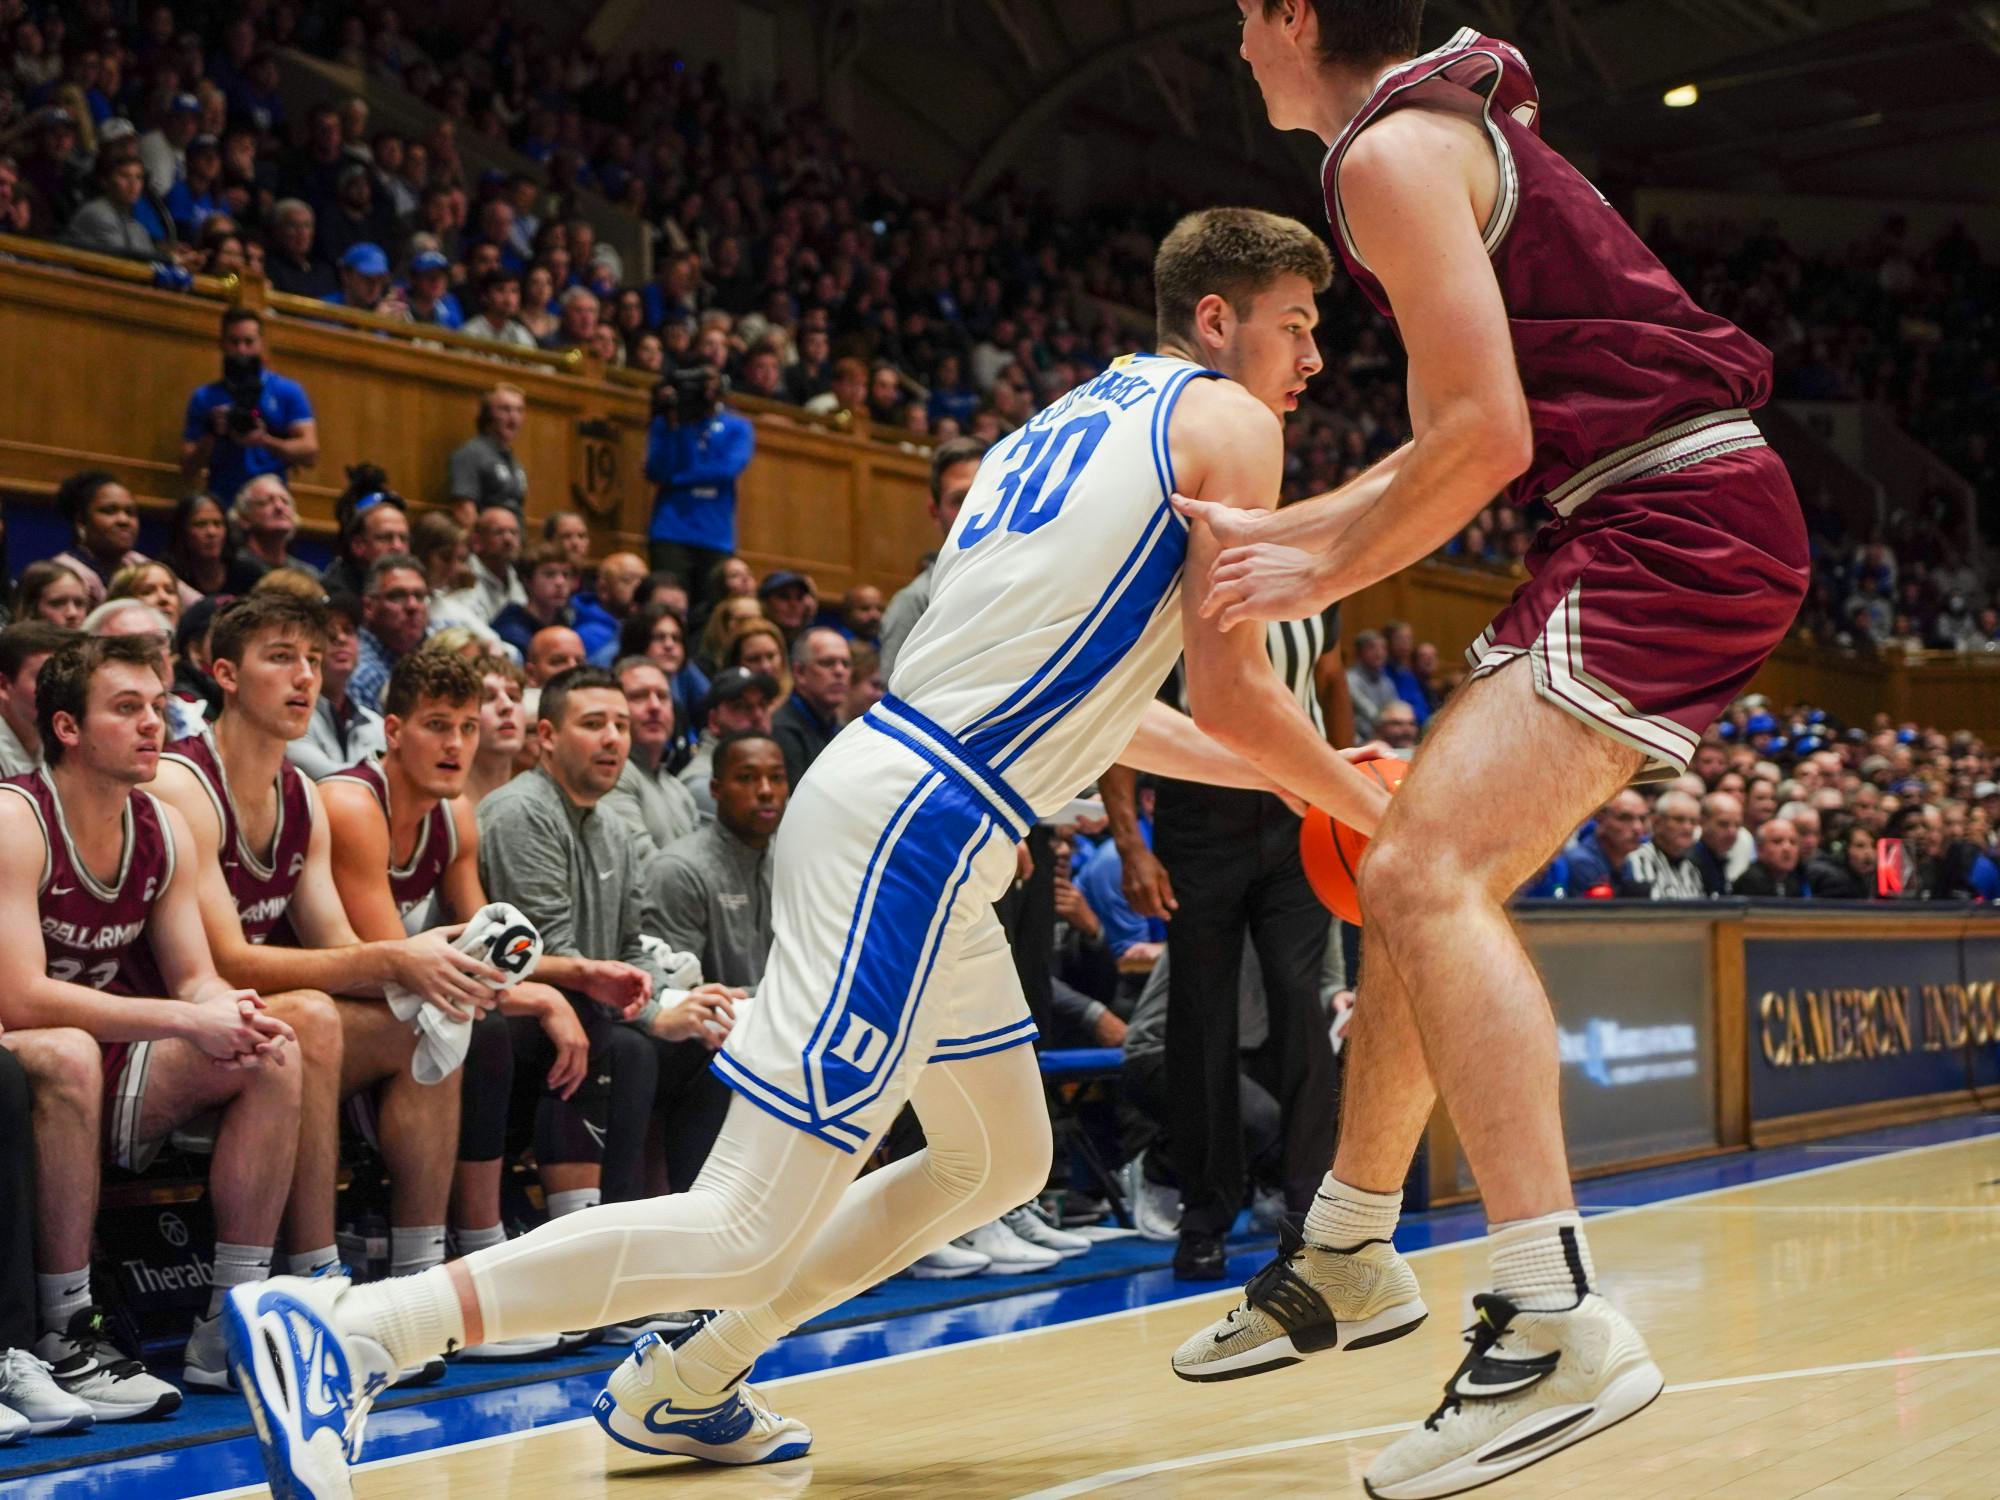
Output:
top-left (1300, 756), bottom-right (1410, 924)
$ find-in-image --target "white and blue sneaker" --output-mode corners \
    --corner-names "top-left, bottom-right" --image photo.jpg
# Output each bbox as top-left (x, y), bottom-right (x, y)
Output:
top-left (592, 1330), bottom-right (810, 1465)
top-left (223, 1276), bottom-right (399, 1500)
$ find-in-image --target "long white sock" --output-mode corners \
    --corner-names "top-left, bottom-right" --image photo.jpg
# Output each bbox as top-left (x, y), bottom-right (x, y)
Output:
top-left (36, 1269), bottom-right (92, 1336)
top-left (1489, 1210), bottom-right (1595, 1311)
top-left (546, 1188), bottom-right (600, 1219)
top-left (288, 1245), bottom-right (341, 1278)
top-left (1302, 1175), bottom-right (1402, 1250)
top-left (208, 1244), bottom-right (275, 1318)
top-left (390, 1225), bottom-right (448, 1278)
top-left (677, 1307), bottom-right (787, 1396)
top-left (340, 1267), bottom-right (467, 1370)
top-left (451, 1223), bottom-right (507, 1257)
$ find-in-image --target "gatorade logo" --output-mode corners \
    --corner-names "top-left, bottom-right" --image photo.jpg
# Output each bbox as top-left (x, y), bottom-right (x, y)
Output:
top-left (487, 923), bottom-right (537, 976)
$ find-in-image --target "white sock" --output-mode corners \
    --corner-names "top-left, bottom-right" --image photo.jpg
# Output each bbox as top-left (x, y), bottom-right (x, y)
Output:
top-left (36, 1269), bottom-right (92, 1336)
top-left (207, 1243), bottom-right (275, 1318)
top-left (1489, 1211), bottom-right (1595, 1311)
top-left (390, 1225), bottom-right (448, 1278)
top-left (288, 1245), bottom-right (341, 1278)
top-left (339, 1266), bottom-right (467, 1370)
top-left (677, 1308), bottom-right (784, 1396)
top-left (1302, 1175), bottom-right (1402, 1250)
top-left (450, 1223), bottom-right (507, 1257)
top-left (546, 1188), bottom-right (599, 1219)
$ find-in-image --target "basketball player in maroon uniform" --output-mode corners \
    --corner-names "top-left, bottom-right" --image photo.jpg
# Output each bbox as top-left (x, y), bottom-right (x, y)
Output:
top-left (0, 635), bottom-right (307, 1415)
top-left (1171, 6), bottom-right (1808, 1494)
top-left (319, 649), bottom-right (655, 1358)
top-left (151, 593), bottom-right (507, 1377)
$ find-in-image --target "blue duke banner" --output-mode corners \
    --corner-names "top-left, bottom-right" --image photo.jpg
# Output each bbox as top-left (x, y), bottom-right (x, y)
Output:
top-left (1745, 931), bottom-right (2000, 1122)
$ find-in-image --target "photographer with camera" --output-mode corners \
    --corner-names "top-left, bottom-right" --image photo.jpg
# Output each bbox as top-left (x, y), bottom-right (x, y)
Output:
top-left (181, 307), bottom-right (319, 507)
top-left (644, 360), bottom-right (754, 616)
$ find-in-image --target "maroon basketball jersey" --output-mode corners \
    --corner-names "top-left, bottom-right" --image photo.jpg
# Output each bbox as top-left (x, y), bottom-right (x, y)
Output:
top-left (319, 757), bottom-right (457, 925)
top-left (1, 768), bottom-right (172, 998)
top-left (1321, 29), bottom-right (1775, 510)
top-left (163, 728), bottom-right (313, 944)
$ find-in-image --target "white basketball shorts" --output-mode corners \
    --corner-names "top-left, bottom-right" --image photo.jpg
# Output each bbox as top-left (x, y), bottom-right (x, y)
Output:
top-left (712, 697), bottom-right (1040, 1152)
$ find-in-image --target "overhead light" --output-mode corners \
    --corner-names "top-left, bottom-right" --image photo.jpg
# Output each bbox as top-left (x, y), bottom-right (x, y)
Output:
top-left (1663, 84), bottom-right (1700, 108)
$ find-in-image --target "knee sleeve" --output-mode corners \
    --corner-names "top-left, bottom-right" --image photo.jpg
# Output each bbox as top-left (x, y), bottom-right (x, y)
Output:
top-left (457, 1011), bottom-right (514, 1162)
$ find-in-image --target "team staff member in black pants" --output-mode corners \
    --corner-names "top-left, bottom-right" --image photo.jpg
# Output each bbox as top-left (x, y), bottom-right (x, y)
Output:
top-left (1102, 606), bottom-right (1348, 1279)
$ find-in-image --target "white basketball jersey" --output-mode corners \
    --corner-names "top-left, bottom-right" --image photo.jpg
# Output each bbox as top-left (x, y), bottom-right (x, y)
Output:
top-left (889, 353), bottom-right (1219, 817)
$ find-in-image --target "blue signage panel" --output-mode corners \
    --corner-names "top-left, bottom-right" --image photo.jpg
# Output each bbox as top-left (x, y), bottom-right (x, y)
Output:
top-left (1745, 933), bottom-right (2000, 1122)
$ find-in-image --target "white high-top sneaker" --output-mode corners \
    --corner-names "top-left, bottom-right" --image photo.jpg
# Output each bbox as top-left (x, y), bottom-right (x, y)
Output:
top-left (1363, 1292), bottom-right (1664, 1498)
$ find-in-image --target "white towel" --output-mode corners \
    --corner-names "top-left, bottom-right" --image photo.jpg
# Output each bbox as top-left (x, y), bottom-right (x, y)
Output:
top-left (386, 903), bottom-right (544, 1085)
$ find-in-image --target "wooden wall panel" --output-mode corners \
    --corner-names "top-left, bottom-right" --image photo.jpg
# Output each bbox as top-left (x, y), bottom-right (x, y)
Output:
top-left (2, 255), bottom-right (1993, 735)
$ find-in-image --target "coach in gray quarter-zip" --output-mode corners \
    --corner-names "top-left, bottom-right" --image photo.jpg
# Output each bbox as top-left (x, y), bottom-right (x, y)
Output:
top-left (644, 730), bottom-right (785, 991)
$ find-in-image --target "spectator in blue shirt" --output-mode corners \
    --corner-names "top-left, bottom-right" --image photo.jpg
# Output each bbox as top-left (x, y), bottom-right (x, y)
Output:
top-left (1562, 790), bottom-right (1648, 896)
top-left (1075, 838), bottom-right (1167, 962)
top-left (181, 307), bottom-right (319, 506)
top-left (1383, 620), bottom-right (1433, 726)
top-left (165, 134), bottom-right (224, 239)
top-left (644, 370), bottom-right (755, 613)
top-left (404, 250), bottom-right (463, 330)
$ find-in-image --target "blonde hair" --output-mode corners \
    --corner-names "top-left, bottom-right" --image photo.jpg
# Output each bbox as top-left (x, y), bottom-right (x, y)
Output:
top-left (107, 560), bottom-right (180, 603)
top-left (699, 594), bottom-right (766, 672)
top-left (723, 617), bottom-right (792, 700)
top-left (248, 566), bottom-right (329, 603)
top-left (424, 625), bottom-right (488, 661)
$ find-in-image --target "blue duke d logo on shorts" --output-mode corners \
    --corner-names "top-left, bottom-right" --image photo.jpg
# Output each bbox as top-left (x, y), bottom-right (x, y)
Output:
top-left (802, 768), bottom-right (1002, 1124)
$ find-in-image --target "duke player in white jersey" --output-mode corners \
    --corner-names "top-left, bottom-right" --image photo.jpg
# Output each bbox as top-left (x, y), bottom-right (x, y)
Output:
top-left (227, 208), bottom-right (1394, 1499)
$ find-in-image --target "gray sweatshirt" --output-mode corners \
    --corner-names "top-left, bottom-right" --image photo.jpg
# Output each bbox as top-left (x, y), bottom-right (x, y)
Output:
top-left (645, 819), bottom-right (773, 990)
top-left (476, 765), bottom-right (653, 971)
top-left (602, 753), bottom-right (702, 858)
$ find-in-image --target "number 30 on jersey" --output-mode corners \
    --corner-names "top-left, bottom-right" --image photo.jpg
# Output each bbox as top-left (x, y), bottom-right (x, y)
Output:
top-left (958, 412), bottom-right (1111, 548)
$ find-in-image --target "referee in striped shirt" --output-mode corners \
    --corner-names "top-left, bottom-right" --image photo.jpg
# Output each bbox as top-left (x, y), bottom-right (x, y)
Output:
top-left (1102, 606), bottom-right (1350, 1280)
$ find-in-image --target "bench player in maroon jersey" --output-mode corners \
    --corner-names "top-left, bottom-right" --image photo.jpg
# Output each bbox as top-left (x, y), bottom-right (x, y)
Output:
top-left (0, 635), bottom-right (309, 1417)
top-left (151, 593), bottom-right (507, 1384)
top-left (1170, 6), bottom-right (1810, 1494)
top-left (319, 649), bottom-right (657, 1359)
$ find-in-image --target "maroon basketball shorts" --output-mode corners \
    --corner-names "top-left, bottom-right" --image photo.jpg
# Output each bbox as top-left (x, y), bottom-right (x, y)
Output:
top-left (1466, 441), bottom-right (1808, 780)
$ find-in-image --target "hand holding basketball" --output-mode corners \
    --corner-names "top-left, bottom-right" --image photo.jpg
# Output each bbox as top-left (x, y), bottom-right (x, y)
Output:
top-left (1300, 755), bottom-right (1410, 924)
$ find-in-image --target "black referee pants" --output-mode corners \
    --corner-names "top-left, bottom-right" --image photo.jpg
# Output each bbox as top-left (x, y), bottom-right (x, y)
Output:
top-left (1154, 783), bottom-right (1337, 1239)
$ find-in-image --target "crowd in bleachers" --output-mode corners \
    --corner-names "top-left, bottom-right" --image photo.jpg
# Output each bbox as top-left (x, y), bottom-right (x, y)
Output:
top-left (2, 1), bottom-right (1999, 1452)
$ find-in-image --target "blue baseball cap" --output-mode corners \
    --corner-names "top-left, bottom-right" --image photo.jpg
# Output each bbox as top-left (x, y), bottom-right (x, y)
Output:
top-left (170, 92), bottom-right (201, 116)
top-left (1746, 711), bottom-right (1778, 737)
top-left (1717, 721), bottom-right (1737, 741)
top-left (340, 243), bottom-right (390, 277)
top-left (409, 249), bottom-right (450, 275)
top-left (1792, 736), bottom-right (1825, 756)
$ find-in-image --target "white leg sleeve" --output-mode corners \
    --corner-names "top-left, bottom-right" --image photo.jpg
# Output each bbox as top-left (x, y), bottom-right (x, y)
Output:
top-left (464, 1093), bottom-right (866, 1344)
top-left (679, 1046), bottom-right (1051, 1385)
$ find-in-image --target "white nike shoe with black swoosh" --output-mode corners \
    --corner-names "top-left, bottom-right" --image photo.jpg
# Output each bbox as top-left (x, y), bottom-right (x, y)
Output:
top-left (1364, 1292), bottom-right (1664, 1498)
top-left (224, 1275), bottom-right (400, 1500)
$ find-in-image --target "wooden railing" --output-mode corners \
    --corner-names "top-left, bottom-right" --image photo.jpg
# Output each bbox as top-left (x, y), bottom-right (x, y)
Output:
top-left (0, 237), bottom-right (939, 595)
top-left (1, 236), bottom-right (1994, 740)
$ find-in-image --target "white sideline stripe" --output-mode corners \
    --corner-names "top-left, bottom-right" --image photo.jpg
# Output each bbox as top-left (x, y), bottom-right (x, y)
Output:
top-left (180, 1131), bottom-right (2000, 1500)
top-left (1010, 1347), bottom-right (2000, 1499)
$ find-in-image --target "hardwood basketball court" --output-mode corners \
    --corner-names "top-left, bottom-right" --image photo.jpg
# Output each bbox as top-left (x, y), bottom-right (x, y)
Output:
top-left (177, 1124), bottom-right (2000, 1500)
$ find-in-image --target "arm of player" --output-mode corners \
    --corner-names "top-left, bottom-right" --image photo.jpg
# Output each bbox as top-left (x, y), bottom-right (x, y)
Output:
top-left (1185, 112), bottom-right (1532, 628)
top-left (1175, 385), bottom-right (1391, 835)
top-left (155, 764), bottom-right (498, 1013)
top-left (0, 797), bottom-right (284, 1062)
top-left (321, 778), bottom-right (412, 944)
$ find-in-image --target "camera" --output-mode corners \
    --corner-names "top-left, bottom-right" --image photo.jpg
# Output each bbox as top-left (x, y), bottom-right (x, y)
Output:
top-left (653, 363), bottom-right (726, 426)
top-left (221, 352), bottom-right (265, 438)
